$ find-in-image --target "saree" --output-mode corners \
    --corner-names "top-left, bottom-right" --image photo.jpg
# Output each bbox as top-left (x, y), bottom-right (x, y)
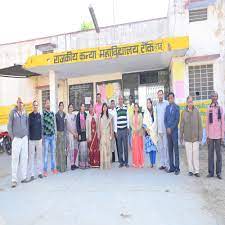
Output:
top-left (131, 113), bottom-right (144, 168)
top-left (99, 115), bottom-right (112, 169)
top-left (65, 113), bottom-right (79, 168)
top-left (88, 117), bottom-right (100, 167)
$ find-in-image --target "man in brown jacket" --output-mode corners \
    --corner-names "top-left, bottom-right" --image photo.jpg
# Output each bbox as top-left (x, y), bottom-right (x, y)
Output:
top-left (180, 96), bottom-right (203, 177)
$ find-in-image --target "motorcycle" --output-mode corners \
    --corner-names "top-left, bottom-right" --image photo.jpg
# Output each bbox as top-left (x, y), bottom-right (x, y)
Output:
top-left (0, 132), bottom-right (12, 155)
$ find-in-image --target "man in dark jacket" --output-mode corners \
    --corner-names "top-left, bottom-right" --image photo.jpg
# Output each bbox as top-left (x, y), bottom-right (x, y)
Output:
top-left (164, 92), bottom-right (180, 175)
top-left (28, 100), bottom-right (43, 181)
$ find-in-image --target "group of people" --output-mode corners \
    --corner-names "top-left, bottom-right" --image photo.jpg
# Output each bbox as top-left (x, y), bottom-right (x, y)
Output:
top-left (7, 90), bottom-right (224, 188)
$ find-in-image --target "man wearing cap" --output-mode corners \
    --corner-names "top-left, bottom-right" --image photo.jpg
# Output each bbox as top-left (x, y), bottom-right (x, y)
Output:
top-left (8, 98), bottom-right (29, 188)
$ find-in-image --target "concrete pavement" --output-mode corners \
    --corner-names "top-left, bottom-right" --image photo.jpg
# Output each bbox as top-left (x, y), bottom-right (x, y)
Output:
top-left (0, 152), bottom-right (218, 225)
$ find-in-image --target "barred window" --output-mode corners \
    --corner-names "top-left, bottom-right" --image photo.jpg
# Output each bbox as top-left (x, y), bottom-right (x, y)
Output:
top-left (189, 8), bottom-right (207, 22)
top-left (189, 64), bottom-right (214, 100)
top-left (42, 90), bottom-right (50, 110)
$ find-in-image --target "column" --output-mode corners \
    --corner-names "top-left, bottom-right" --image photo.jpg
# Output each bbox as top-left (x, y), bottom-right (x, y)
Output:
top-left (170, 58), bottom-right (186, 104)
top-left (49, 70), bottom-right (58, 113)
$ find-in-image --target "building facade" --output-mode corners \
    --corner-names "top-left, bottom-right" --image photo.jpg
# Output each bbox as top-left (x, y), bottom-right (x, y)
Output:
top-left (0, 0), bottom-right (225, 132)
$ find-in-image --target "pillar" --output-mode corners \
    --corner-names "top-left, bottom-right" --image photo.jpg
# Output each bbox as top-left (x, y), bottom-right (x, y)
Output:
top-left (49, 70), bottom-right (58, 113)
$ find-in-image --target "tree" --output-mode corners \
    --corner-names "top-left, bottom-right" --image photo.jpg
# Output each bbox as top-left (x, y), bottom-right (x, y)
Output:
top-left (80, 21), bottom-right (94, 31)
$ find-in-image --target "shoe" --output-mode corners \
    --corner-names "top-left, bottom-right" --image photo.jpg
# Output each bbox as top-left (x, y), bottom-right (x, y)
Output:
top-left (159, 166), bottom-right (166, 170)
top-left (207, 174), bottom-right (214, 178)
top-left (52, 169), bottom-right (58, 175)
top-left (125, 164), bottom-right (129, 168)
top-left (71, 165), bottom-right (75, 170)
top-left (188, 172), bottom-right (193, 176)
top-left (74, 165), bottom-right (79, 169)
top-left (11, 181), bottom-right (17, 188)
top-left (217, 174), bottom-right (222, 180)
top-left (167, 169), bottom-right (175, 173)
top-left (194, 173), bottom-right (200, 178)
top-left (29, 176), bottom-right (35, 182)
top-left (38, 174), bottom-right (43, 179)
top-left (175, 170), bottom-right (180, 175)
top-left (43, 171), bottom-right (48, 177)
top-left (119, 164), bottom-right (124, 168)
top-left (151, 164), bottom-right (154, 168)
top-left (21, 179), bottom-right (28, 183)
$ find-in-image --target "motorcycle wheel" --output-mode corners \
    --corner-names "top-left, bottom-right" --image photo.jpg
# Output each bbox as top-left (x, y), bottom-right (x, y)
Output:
top-left (3, 136), bottom-right (12, 155)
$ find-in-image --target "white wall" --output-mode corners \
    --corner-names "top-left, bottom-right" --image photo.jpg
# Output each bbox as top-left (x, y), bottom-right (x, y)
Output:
top-left (0, 77), bottom-right (35, 106)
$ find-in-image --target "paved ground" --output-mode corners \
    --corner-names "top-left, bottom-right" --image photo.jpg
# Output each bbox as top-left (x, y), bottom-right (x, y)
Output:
top-left (0, 148), bottom-right (224, 225)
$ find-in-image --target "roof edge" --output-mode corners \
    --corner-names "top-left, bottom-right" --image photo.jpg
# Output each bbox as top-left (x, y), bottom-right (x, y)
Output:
top-left (0, 17), bottom-right (168, 47)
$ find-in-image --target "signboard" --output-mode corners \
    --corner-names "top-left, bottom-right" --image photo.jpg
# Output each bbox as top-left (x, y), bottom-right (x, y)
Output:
top-left (24, 36), bottom-right (189, 68)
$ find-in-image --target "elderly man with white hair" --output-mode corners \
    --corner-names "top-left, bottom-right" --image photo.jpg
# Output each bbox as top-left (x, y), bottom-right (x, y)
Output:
top-left (8, 97), bottom-right (29, 188)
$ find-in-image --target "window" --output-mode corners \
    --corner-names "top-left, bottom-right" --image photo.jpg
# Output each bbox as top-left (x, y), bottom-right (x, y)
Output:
top-left (69, 83), bottom-right (93, 111)
top-left (189, 64), bottom-right (213, 100)
top-left (42, 90), bottom-right (50, 110)
top-left (140, 71), bottom-right (158, 84)
top-left (189, 8), bottom-right (207, 22)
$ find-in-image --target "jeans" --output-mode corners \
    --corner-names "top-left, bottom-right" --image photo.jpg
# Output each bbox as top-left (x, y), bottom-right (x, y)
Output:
top-left (167, 130), bottom-right (179, 171)
top-left (43, 135), bottom-right (56, 172)
top-left (148, 151), bottom-right (156, 165)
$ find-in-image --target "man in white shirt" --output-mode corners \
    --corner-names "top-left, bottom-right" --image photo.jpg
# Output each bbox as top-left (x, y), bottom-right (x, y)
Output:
top-left (109, 99), bottom-right (118, 162)
top-left (156, 90), bottom-right (169, 171)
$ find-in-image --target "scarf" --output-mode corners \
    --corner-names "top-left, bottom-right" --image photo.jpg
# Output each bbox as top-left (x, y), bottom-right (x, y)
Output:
top-left (209, 102), bottom-right (221, 124)
top-left (80, 113), bottom-right (86, 131)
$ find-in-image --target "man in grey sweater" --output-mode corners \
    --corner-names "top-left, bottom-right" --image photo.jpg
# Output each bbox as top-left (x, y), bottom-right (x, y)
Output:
top-left (8, 97), bottom-right (29, 188)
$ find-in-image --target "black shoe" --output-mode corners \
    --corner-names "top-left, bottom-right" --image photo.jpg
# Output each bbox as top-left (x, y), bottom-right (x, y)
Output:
top-left (11, 181), bottom-right (17, 188)
top-left (207, 174), bottom-right (214, 178)
top-left (21, 179), bottom-right (28, 183)
top-left (217, 174), bottom-right (222, 180)
top-left (119, 164), bottom-right (124, 168)
top-left (167, 169), bottom-right (175, 173)
top-left (159, 166), bottom-right (166, 170)
top-left (38, 174), bottom-right (43, 179)
top-left (29, 176), bottom-right (35, 182)
top-left (74, 165), bottom-right (79, 169)
top-left (125, 164), bottom-right (129, 168)
top-left (175, 170), bottom-right (180, 175)
top-left (188, 172), bottom-right (193, 176)
top-left (151, 164), bottom-right (154, 168)
top-left (71, 165), bottom-right (75, 170)
top-left (194, 173), bottom-right (200, 178)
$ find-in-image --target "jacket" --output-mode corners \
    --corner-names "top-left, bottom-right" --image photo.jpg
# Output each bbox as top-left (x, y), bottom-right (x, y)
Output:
top-left (180, 106), bottom-right (203, 142)
top-left (164, 103), bottom-right (180, 132)
top-left (7, 107), bottom-right (28, 139)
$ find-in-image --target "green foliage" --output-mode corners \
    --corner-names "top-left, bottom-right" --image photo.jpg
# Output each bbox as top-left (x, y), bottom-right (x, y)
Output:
top-left (80, 21), bottom-right (94, 31)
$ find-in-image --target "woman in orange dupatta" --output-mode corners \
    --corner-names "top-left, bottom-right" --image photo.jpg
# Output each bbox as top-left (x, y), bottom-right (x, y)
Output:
top-left (130, 103), bottom-right (144, 168)
top-left (86, 104), bottom-right (100, 168)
